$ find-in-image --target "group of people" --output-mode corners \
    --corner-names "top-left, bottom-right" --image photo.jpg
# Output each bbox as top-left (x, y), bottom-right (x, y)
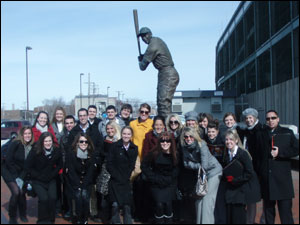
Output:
top-left (1, 103), bottom-right (298, 224)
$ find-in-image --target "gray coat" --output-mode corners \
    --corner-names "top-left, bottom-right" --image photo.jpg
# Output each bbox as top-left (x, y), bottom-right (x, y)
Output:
top-left (51, 122), bottom-right (65, 144)
top-left (182, 141), bottom-right (222, 179)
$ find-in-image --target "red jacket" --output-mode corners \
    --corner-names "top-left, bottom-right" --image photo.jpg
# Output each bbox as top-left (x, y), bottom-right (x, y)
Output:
top-left (32, 125), bottom-right (59, 147)
top-left (142, 131), bottom-right (159, 160)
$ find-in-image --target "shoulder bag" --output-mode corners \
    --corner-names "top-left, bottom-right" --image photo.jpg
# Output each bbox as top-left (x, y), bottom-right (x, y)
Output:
top-left (195, 165), bottom-right (208, 197)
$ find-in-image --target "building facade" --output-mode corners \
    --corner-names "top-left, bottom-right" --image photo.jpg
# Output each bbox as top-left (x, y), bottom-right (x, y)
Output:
top-left (216, 1), bottom-right (299, 125)
top-left (74, 94), bottom-right (117, 117)
top-left (172, 90), bottom-right (236, 122)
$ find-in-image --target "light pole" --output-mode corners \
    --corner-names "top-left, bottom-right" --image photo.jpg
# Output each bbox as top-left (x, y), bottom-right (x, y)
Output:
top-left (80, 73), bottom-right (84, 108)
top-left (107, 86), bottom-right (110, 106)
top-left (25, 46), bottom-right (32, 120)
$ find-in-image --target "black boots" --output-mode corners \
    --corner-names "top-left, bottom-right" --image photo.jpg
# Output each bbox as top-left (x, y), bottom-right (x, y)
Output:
top-left (111, 202), bottom-right (121, 224)
top-left (123, 205), bottom-right (133, 224)
top-left (164, 213), bottom-right (173, 224)
top-left (154, 213), bottom-right (173, 224)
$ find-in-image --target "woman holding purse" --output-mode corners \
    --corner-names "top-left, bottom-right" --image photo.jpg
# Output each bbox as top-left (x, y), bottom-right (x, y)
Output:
top-left (178, 127), bottom-right (222, 224)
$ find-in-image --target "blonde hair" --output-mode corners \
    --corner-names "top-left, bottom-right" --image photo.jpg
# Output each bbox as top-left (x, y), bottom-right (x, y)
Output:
top-left (106, 120), bottom-right (121, 140)
top-left (224, 129), bottom-right (252, 160)
top-left (166, 114), bottom-right (183, 132)
top-left (180, 126), bottom-right (203, 147)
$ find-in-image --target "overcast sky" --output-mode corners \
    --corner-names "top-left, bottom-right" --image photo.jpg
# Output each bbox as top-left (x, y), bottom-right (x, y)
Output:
top-left (1, 1), bottom-right (240, 110)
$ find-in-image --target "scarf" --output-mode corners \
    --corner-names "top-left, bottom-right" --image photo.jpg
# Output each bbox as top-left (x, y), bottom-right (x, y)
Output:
top-left (36, 123), bottom-right (48, 133)
top-left (182, 141), bottom-right (201, 169)
top-left (77, 148), bottom-right (88, 159)
top-left (44, 147), bottom-right (53, 158)
top-left (24, 144), bottom-right (32, 160)
top-left (247, 119), bottom-right (259, 130)
top-left (153, 130), bottom-right (160, 138)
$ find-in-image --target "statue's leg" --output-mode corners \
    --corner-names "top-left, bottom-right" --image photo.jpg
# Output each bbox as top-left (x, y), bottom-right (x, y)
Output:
top-left (157, 69), bottom-right (179, 118)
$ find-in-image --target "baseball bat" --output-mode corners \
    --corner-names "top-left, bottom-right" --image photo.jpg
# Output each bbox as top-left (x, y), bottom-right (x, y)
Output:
top-left (133, 9), bottom-right (142, 56)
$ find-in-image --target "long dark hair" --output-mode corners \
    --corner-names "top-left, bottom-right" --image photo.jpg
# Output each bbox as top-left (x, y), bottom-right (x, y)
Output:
top-left (150, 131), bottom-right (177, 166)
top-left (71, 133), bottom-right (94, 157)
top-left (34, 111), bottom-right (50, 127)
top-left (34, 132), bottom-right (54, 155)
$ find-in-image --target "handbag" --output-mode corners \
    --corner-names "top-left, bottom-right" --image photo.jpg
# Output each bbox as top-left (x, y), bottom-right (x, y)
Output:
top-left (96, 163), bottom-right (111, 195)
top-left (195, 165), bottom-right (208, 197)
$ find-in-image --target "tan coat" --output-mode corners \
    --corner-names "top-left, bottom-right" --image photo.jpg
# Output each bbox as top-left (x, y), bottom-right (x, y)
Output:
top-left (129, 118), bottom-right (153, 180)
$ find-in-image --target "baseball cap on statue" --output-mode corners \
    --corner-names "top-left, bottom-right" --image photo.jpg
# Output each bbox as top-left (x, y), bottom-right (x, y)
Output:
top-left (138, 27), bottom-right (152, 37)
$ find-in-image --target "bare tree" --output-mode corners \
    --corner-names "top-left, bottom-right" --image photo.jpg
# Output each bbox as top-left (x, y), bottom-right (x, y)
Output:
top-left (41, 97), bottom-right (75, 119)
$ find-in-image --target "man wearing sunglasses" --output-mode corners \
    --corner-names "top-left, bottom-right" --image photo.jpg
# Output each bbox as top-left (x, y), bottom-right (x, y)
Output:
top-left (258, 110), bottom-right (299, 224)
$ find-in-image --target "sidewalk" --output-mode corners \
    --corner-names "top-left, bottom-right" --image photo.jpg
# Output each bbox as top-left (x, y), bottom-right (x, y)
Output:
top-left (1, 171), bottom-right (299, 224)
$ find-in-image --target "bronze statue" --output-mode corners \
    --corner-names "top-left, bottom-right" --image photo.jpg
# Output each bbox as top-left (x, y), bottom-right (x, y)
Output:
top-left (137, 27), bottom-right (180, 118)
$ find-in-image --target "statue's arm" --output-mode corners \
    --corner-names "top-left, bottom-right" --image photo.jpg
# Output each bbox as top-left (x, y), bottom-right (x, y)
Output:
top-left (138, 43), bottom-right (156, 71)
top-left (139, 58), bottom-right (150, 71)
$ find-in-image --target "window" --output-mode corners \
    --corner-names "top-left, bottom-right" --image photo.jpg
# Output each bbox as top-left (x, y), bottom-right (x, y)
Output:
top-left (236, 19), bottom-right (245, 65)
top-left (245, 60), bottom-right (256, 93)
top-left (237, 69), bottom-right (246, 96)
top-left (223, 41), bottom-right (229, 75)
top-left (272, 34), bottom-right (292, 85)
top-left (255, 1), bottom-right (270, 48)
top-left (293, 27), bottom-right (299, 78)
top-left (229, 32), bottom-right (236, 70)
top-left (230, 74), bottom-right (237, 95)
top-left (271, 1), bottom-right (291, 35)
top-left (257, 49), bottom-right (271, 90)
top-left (224, 79), bottom-right (230, 91)
top-left (292, 1), bottom-right (299, 19)
top-left (245, 4), bottom-right (255, 58)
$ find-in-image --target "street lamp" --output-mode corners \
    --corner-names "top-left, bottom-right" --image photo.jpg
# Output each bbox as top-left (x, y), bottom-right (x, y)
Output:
top-left (25, 46), bottom-right (32, 120)
top-left (107, 86), bottom-right (110, 106)
top-left (80, 73), bottom-right (84, 108)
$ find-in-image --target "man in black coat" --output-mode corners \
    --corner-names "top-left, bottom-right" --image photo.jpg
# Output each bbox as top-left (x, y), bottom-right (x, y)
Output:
top-left (258, 110), bottom-right (299, 224)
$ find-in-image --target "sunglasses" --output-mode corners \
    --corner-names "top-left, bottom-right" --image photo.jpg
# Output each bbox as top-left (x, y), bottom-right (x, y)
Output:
top-left (79, 140), bottom-right (88, 144)
top-left (160, 139), bottom-right (171, 143)
top-left (140, 110), bottom-right (149, 115)
top-left (266, 117), bottom-right (277, 121)
top-left (184, 135), bottom-right (194, 139)
top-left (170, 121), bottom-right (179, 125)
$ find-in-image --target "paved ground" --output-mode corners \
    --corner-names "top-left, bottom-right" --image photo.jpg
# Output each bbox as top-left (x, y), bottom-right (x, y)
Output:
top-left (1, 170), bottom-right (298, 224)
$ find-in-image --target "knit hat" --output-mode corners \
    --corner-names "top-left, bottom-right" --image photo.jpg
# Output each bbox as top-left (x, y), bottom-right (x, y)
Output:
top-left (184, 111), bottom-right (198, 121)
top-left (242, 108), bottom-right (258, 118)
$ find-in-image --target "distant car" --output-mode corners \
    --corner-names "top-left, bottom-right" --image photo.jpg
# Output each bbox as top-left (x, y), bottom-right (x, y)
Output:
top-left (1, 120), bottom-right (31, 140)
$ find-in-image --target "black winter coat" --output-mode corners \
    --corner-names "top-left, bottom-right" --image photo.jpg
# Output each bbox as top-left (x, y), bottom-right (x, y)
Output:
top-left (106, 140), bottom-right (138, 206)
top-left (66, 149), bottom-right (97, 191)
top-left (239, 122), bottom-right (263, 173)
top-left (223, 147), bottom-right (260, 204)
top-left (258, 125), bottom-right (299, 200)
top-left (67, 123), bottom-right (104, 164)
top-left (25, 147), bottom-right (63, 187)
top-left (4, 140), bottom-right (32, 182)
top-left (141, 151), bottom-right (178, 202)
